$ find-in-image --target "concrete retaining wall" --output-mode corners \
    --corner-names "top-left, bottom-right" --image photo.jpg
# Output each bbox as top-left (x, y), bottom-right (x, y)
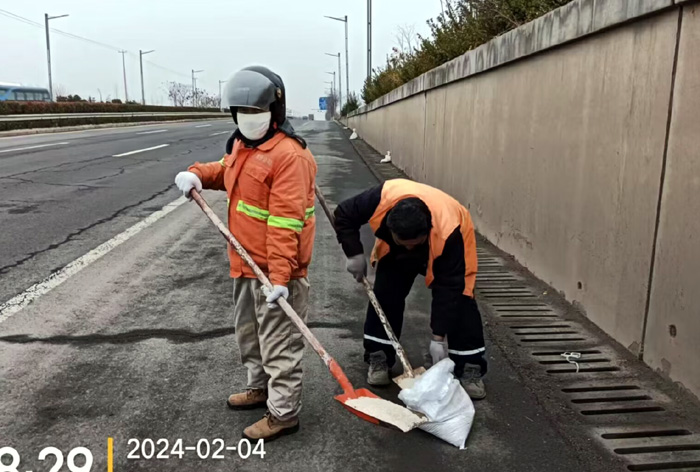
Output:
top-left (347, 0), bottom-right (700, 399)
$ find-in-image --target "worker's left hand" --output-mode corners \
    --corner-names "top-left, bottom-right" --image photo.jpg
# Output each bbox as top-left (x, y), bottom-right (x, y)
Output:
top-left (264, 284), bottom-right (289, 309)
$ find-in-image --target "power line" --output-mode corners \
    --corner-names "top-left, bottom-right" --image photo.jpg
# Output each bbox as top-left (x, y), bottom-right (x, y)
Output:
top-left (0, 8), bottom-right (122, 51)
top-left (0, 7), bottom-right (192, 81)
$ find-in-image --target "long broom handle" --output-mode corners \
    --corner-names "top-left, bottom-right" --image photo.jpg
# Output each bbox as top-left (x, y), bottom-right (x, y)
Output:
top-left (314, 185), bottom-right (415, 378)
top-left (190, 190), bottom-right (355, 394)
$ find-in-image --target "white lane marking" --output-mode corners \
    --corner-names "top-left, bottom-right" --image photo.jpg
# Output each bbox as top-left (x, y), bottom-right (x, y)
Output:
top-left (195, 124), bottom-right (212, 128)
top-left (113, 143), bottom-right (169, 157)
top-left (136, 129), bottom-right (168, 135)
top-left (209, 131), bottom-right (228, 136)
top-left (0, 142), bottom-right (70, 154)
top-left (0, 196), bottom-right (188, 324)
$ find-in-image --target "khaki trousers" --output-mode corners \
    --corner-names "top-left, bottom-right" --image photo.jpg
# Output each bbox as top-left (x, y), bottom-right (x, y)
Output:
top-left (232, 277), bottom-right (309, 421)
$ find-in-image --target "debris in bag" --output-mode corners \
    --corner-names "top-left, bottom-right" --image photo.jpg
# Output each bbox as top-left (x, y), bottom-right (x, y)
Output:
top-left (345, 397), bottom-right (425, 433)
top-left (398, 358), bottom-right (475, 449)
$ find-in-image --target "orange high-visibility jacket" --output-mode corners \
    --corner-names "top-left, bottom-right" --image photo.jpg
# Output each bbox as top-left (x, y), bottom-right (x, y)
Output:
top-left (188, 131), bottom-right (317, 285)
top-left (334, 179), bottom-right (477, 297)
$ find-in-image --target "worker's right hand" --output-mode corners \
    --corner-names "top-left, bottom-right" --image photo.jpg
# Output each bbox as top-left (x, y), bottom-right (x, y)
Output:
top-left (346, 254), bottom-right (367, 282)
top-left (174, 171), bottom-right (202, 199)
top-left (429, 339), bottom-right (449, 365)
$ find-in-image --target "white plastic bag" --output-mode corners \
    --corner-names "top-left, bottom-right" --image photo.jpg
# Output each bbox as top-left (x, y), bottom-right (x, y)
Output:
top-left (398, 358), bottom-right (475, 449)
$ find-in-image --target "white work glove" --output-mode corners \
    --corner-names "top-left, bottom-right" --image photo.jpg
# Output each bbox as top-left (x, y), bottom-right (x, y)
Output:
top-left (346, 254), bottom-right (367, 282)
top-left (429, 339), bottom-right (449, 365)
top-left (174, 171), bottom-right (202, 199)
top-left (263, 284), bottom-right (289, 309)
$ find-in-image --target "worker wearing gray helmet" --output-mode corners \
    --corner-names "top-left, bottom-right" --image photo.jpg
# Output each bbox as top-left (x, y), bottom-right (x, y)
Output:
top-left (175, 66), bottom-right (317, 441)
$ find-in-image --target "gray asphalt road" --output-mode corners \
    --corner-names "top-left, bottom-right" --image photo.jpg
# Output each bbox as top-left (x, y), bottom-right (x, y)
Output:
top-left (0, 120), bottom-right (605, 471)
top-left (0, 119), bottom-right (230, 303)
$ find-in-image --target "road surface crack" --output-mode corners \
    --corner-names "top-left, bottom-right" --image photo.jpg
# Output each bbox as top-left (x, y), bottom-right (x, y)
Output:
top-left (3, 176), bottom-right (100, 189)
top-left (0, 185), bottom-right (175, 275)
top-left (0, 327), bottom-right (236, 345)
top-left (0, 154), bottom-right (114, 179)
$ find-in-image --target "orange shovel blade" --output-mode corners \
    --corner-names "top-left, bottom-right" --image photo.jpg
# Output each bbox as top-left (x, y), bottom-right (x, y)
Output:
top-left (335, 388), bottom-right (381, 425)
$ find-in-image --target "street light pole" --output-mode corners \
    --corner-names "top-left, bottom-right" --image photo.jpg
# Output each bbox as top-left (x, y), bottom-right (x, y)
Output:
top-left (118, 50), bottom-right (129, 102)
top-left (139, 49), bottom-right (154, 105)
top-left (44, 13), bottom-right (69, 102)
top-left (367, 0), bottom-right (372, 81)
top-left (344, 15), bottom-right (349, 103)
top-left (325, 52), bottom-right (342, 109)
top-left (324, 15), bottom-right (349, 108)
top-left (191, 69), bottom-right (203, 107)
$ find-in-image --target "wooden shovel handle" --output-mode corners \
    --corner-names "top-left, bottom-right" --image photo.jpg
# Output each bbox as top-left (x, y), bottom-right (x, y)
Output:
top-left (314, 185), bottom-right (415, 378)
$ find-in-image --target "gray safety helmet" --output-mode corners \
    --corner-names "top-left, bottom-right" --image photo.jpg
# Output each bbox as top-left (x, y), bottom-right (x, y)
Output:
top-left (221, 65), bottom-right (307, 149)
top-left (221, 66), bottom-right (286, 125)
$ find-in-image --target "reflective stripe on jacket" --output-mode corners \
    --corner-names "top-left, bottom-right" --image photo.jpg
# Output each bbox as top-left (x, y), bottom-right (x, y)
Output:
top-left (188, 131), bottom-right (317, 285)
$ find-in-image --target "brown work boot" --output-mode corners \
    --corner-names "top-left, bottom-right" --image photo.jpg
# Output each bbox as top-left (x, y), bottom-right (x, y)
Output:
top-left (226, 389), bottom-right (267, 410)
top-left (242, 411), bottom-right (299, 441)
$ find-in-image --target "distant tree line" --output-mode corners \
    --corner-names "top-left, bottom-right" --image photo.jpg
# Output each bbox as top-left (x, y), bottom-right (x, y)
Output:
top-left (362, 0), bottom-right (572, 104)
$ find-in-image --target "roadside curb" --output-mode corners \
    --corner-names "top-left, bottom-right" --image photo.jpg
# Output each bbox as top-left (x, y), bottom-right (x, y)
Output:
top-left (334, 123), bottom-right (406, 183)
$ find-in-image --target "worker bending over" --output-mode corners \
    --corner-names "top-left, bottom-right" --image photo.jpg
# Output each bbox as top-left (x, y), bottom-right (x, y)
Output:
top-left (333, 179), bottom-right (487, 399)
top-left (175, 66), bottom-right (317, 440)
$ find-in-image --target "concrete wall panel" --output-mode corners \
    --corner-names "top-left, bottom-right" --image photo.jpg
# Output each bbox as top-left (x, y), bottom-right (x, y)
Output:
top-left (350, 11), bottom-right (679, 354)
top-left (644, 4), bottom-right (700, 397)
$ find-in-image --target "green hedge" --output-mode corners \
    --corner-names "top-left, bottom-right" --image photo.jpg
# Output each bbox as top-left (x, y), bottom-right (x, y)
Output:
top-left (363, 0), bottom-right (572, 103)
top-left (0, 114), bottom-right (226, 132)
top-left (0, 101), bottom-right (221, 115)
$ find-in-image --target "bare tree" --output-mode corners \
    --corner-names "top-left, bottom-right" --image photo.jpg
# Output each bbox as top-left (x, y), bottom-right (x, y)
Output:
top-left (54, 83), bottom-right (67, 99)
top-left (197, 91), bottom-right (219, 108)
top-left (395, 24), bottom-right (418, 54)
top-left (166, 81), bottom-right (192, 107)
top-left (324, 90), bottom-right (339, 121)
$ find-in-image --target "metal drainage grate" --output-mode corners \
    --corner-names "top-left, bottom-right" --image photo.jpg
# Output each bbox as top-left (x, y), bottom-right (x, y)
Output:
top-left (475, 244), bottom-right (700, 471)
top-left (598, 426), bottom-right (700, 471)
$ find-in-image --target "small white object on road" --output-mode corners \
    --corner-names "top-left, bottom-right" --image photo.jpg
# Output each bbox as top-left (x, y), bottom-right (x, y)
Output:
top-left (210, 131), bottom-right (229, 136)
top-left (0, 196), bottom-right (188, 324)
top-left (0, 142), bottom-right (70, 154)
top-left (380, 151), bottom-right (392, 164)
top-left (561, 351), bottom-right (582, 373)
top-left (344, 397), bottom-right (425, 433)
top-left (349, 129), bottom-right (358, 140)
top-left (195, 124), bottom-right (212, 128)
top-left (136, 129), bottom-right (168, 135)
top-left (113, 143), bottom-right (169, 157)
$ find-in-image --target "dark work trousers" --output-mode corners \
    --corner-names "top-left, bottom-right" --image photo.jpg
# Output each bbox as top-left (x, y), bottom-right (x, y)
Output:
top-left (363, 253), bottom-right (488, 377)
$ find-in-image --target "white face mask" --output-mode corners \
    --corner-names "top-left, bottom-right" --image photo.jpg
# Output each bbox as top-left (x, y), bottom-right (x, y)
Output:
top-left (237, 111), bottom-right (272, 140)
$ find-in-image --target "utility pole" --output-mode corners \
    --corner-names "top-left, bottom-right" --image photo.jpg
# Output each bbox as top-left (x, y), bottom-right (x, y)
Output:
top-left (324, 15), bottom-right (349, 108)
top-left (218, 80), bottom-right (226, 108)
top-left (367, 0), bottom-right (373, 81)
top-left (192, 69), bottom-right (203, 108)
top-left (44, 13), bottom-right (69, 101)
top-left (325, 52), bottom-right (342, 109)
top-left (344, 15), bottom-right (349, 104)
top-left (118, 50), bottom-right (128, 102)
top-left (139, 49), bottom-right (154, 105)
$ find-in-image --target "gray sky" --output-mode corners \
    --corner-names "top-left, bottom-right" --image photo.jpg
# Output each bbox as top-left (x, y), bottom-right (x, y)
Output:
top-left (1, 1), bottom-right (442, 115)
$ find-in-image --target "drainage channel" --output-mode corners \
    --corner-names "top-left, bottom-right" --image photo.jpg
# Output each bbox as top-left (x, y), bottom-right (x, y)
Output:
top-left (475, 242), bottom-right (700, 472)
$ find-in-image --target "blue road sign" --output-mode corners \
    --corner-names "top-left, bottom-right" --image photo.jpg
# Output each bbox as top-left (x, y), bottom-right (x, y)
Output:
top-left (319, 97), bottom-right (327, 111)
